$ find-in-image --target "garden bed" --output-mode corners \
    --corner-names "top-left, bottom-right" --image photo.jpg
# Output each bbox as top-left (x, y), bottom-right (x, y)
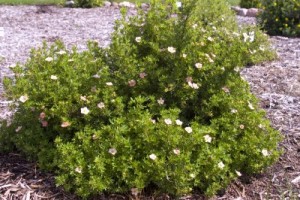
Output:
top-left (0, 5), bottom-right (299, 199)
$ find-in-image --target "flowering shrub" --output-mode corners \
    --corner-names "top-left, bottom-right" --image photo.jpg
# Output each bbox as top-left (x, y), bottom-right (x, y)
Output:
top-left (0, 0), bottom-right (281, 198)
top-left (240, 0), bottom-right (262, 8)
top-left (258, 0), bottom-right (300, 37)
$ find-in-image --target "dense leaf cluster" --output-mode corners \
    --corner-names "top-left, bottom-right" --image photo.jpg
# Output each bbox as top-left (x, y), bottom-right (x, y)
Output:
top-left (259, 0), bottom-right (300, 37)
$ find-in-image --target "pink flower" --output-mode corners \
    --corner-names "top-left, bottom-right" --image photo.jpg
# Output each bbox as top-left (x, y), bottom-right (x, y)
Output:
top-left (41, 121), bottom-right (48, 127)
top-left (139, 72), bottom-right (147, 79)
top-left (128, 79), bottom-right (136, 87)
top-left (39, 112), bottom-right (46, 120)
top-left (186, 77), bottom-right (193, 83)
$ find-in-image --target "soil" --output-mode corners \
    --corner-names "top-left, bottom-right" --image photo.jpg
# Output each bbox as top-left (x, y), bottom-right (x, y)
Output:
top-left (0, 5), bottom-right (299, 200)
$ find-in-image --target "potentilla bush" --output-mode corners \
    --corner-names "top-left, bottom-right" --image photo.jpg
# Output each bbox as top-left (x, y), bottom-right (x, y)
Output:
top-left (258, 0), bottom-right (300, 37)
top-left (240, 0), bottom-right (262, 8)
top-left (0, 0), bottom-right (281, 198)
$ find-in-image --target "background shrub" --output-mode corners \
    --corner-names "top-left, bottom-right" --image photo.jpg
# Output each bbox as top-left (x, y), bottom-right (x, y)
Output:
top-left (258, 0), bottom-right (300, 37)
top-left (240, 0), bottom-right (261, 8)
top-left (1, 0), bottom-right (281, 198)
top-left (74, 0), bottom-right (103, 8)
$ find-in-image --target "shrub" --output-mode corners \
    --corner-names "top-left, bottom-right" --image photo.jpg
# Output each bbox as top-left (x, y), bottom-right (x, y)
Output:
top-left (240, 0), bottom-right (262, 8)
top-left (258, 0), bottom-right (300, 37)
top-left (74, 0), bottom-right (103, 8)
top-left (1, 0), bottom-right (281, 198)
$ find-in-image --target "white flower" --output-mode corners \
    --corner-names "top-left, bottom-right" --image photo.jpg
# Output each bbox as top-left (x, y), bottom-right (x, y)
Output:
top-left (75, 167), bottom-right (82, 173)
top-left (235, 170), bottom-right (242, 177)
top-left (15, 126), bottom-right (22, 132)
top-left (92, 74), bottom-right (100, 79)
top-left (207, 36), bottom-right (214, 42)
top-left (234, 67), bottom-right (240, 72)
top-left (61, 121), bottom-right (71, 128)
top-left (167, 47), bottom-right (176, 54)
top-left (205, 53), bottom-right (214, 63)
top-left (239, 124), bottom-right (245, 129)
top-left (249, 31), bottom-right (255, 42)
top-left (185, 127), bottom-right (192, 133)
top-left (106, 82), bottom-right (113, 86)
top-left (188, 82), bottom-right (199, 89)
top-left (232, 32), bottom-right (240, 37)
top-left (176, 1), bottom-right (182, 8)
top-left (19, 95), bottom-right (29, 103)
top-left (56, 50), bottom-right (66, 55)
top-left (108, 148), bottom-right (117, 155)
top-left (157, 98), bottom-right (164, 105)
top-left (175, 119), bottom-right (183, 126)
top-left (248, 101), bottom-right (254, 110)
top-left (173, 148), bottom-right (180, 155)
top-left (80, 96), bottom-right (87, 101)
top-left (151, 119), bottom-right (156, 124)
top-left (50, 75), bottom-right (58, 80)
top-left (218, 161), bottom-right (225, 169)
top-left (192, 24), bottom-right (198, 29)
top-left (135, 37), bottom-right (141, 43)
top-left (149, 153), bottom-right (157, 160)
top-left (259, 46), bottom-right (265, 51)
top-left (262, 149), bottom-right (269, 157)
top-left (195, 63), bottom-right (203, 69)
top-left (189, 173), bottom-right (196, 178)
top-left (243, 32), bottom-right (255, 43)
top-left (258, 124), bottom-right (264, 129)
top-left (97, 102), bottom-right (105, 109)
top-left (182, 53), bottom-right (187, 58)
top-left (204, 134), bottom-right (212, 143)
top-left (231, 109), bottom-right (238, 114)
top-left (81, 107), bottom-right (90, 115)
top-left (45, 57), bottom-right (53, 62)
top-left (164, 118), bottom-right (172, 125)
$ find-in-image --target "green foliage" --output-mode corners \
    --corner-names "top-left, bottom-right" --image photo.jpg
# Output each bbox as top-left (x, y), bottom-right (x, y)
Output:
top-left (258, 0), bottom-right (300, 37)
top-left (74, 0), bottom-right (103, 8)
top-left (240, 0), bottom-right (261, 8)
top-left (0, 0), bottom-right (281, 198)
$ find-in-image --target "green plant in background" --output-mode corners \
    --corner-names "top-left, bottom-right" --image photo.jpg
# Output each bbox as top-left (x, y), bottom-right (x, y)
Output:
top-left (74, 0), bottom-right (103, 8)
top-left (258, 0), bottom-right (300, 37)
top-left (240, 0), bottom-right (261, 8)
top-left (0, 0), bottom-right (281, 198)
